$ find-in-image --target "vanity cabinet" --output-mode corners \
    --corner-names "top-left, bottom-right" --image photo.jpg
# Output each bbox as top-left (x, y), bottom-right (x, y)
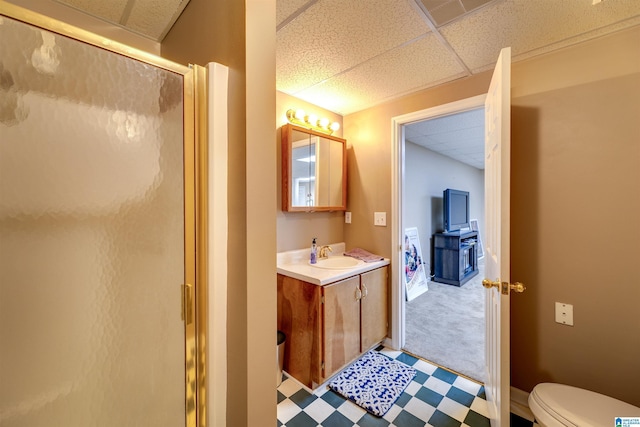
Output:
top-left (277, 266), bottom-right (388, 388)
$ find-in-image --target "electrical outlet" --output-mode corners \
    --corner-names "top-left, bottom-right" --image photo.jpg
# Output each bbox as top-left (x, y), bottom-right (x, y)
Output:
top-left (345, 212), bottom-right (352, 224)
top-left (555, 302), bottom-right (574, 326)
top-left (374, 212), bottom-right (386, 226)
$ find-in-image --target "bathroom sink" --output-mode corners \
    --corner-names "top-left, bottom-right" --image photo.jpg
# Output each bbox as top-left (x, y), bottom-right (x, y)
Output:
top-left (310, 256), bottom-right (363, 269)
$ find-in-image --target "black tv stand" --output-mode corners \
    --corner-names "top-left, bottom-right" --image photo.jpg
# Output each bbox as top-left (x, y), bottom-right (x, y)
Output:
top-left (433, 230), bottom-right (479, 286)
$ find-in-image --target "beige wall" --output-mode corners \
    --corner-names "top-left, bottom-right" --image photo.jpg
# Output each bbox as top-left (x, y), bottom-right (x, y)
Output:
top-left (345, 25), bottom-right (640, 406)
top-left (276, 91), bottom-right (345, 252)
top-left (162, 1), bottom-right (277, 426)
top-left (509, 27), bottom-right (640, 406)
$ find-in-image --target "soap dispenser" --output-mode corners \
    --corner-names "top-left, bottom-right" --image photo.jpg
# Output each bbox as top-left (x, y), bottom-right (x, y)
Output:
top-left (310, 238), bottom-right (318, 264)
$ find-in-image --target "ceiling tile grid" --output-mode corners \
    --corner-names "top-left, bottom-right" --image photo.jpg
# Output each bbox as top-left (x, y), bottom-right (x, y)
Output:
top-left (276, 0), bottom-right (431, 94)
top-left (440, 0), bottom-right (640, 72)
top-left (291, 33), bottom-right (468, 113)
top-left (277, 0), bottom-right (313, 28)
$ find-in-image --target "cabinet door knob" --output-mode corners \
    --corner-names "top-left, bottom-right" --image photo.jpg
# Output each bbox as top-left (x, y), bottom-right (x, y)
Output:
top-left (361, 283), bottom-right (368, 299)
top-left (355, 287), bottom-right (362, 300)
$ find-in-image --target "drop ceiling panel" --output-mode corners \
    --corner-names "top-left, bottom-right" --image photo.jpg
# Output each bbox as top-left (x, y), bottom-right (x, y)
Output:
top-left (126, 0), bottom-right (188, 40)
top-left (420, 0), bottom-right (450, 9)
top-left (276, 0), bottom-right (430, 94)
top-left (55, 0), bottom-right (130, 23)
top-left (419, 0), bottom-right (499, 26)
top-left (460, 0), bottom-right (496, 11)
top-left (428, 1), bottom-right (465, 26)
top-left (291, 33), bottom-right (466, 114)
top-left (441, 0), bottom-right (640, 72)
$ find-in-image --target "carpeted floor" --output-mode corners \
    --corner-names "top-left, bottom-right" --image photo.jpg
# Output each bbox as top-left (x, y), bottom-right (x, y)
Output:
top-left (404, 259), bottom-right (486, 383)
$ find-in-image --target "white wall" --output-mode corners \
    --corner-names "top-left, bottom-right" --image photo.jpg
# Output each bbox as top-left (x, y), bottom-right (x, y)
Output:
top-left (403, 141), bottom-right (484, 275)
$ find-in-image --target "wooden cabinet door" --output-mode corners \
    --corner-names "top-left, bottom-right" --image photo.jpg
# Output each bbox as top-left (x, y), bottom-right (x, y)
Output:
top-left (322, 276), bottom-right (361, 380)
top-left (360, 267), bottom-right (388, 351)
top-left (277, 274), bottom-right (323, 388)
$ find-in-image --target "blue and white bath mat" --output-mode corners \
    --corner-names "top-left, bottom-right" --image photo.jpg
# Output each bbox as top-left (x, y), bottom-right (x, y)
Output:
top-left (328, 351), bottom-right (416, 417)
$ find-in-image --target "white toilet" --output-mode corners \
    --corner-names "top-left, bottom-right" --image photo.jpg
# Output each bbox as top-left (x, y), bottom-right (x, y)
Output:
top-left (529, 383), bottom-right (640, 426)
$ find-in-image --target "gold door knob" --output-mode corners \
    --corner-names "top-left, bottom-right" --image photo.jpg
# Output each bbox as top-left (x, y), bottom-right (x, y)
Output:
top-left (511, 282), bottom-right (526, 293)
top-left (482, 279), bottom-right (526, 295)
top-left (482, 279), bottom-right (500, 289)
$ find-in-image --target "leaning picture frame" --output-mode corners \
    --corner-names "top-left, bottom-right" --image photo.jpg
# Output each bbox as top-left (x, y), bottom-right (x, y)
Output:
top-left (404, 227), bottom-right (429, 301)
top-left (470, 219), bottom-right (484, 259)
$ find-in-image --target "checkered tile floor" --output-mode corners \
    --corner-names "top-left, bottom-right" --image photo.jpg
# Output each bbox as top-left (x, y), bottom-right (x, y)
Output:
top-left (277, 346), bottom-right (533, 427)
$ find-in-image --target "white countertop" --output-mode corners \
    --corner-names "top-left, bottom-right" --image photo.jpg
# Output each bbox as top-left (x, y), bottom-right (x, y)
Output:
top-left (277, 243), bottom-right (390, 286)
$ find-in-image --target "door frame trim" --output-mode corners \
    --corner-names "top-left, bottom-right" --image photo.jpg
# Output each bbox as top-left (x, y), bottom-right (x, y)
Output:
top-left (389, 94), bottom-right (487, 351)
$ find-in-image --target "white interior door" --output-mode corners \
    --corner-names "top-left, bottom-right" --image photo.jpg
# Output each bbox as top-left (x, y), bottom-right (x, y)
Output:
top-left (484, 47), bottom-right (512, 426)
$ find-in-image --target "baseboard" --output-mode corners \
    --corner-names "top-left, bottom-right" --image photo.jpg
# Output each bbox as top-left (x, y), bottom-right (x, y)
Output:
top-left (511, 386), bottom-right (535, 422)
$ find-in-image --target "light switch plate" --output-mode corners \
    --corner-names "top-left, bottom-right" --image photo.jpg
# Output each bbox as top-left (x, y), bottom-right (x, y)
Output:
top-left (345, 212), bottom-right (352, 224)
top-left (555, 302), bottom-right (574, 326)
top-left (374, 212), bottom-right (386, 226)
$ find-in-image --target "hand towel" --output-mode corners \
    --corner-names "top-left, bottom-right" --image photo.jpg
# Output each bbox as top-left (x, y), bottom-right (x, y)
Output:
top-left (343, 248), bottom-right (384, 263)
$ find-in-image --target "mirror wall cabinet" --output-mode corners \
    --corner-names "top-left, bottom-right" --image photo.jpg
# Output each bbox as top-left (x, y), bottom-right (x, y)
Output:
top-left (281, 123), bottom-right (347, 212)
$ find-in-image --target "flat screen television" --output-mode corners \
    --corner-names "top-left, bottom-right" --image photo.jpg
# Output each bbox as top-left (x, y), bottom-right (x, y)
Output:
top-left (443, 189), bottom-right (470, 232)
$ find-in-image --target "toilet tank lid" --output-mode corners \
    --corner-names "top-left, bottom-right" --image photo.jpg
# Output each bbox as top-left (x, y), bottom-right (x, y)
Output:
top-left (531, 383), bottom-right (640, 426)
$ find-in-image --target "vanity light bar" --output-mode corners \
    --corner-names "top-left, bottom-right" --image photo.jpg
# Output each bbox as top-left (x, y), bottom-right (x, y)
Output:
top-left (286, 109), bottom-right (340, 134)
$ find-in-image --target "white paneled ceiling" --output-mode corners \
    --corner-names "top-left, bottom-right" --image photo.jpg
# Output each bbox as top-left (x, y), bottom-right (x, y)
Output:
top-left (278, 0), bottom-right (640, 115)
top-left (405, 108), bottom-right (486, 169)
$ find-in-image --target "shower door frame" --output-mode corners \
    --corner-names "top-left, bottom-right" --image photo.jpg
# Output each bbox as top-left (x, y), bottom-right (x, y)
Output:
top-left (0, 3), bottom-right (208, 427)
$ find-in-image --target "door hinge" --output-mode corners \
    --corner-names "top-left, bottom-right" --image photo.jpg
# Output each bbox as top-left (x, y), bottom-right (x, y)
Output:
top-left (181, 283), bottom-right (193, 325)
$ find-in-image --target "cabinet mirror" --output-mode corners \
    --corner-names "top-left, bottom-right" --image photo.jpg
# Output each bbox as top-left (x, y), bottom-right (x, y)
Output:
top-left (281, 123), bottom-right (347, 212)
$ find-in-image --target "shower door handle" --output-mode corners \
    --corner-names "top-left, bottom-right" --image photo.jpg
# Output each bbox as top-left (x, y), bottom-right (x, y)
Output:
top-left (181, 283), bottom-right (193, 325)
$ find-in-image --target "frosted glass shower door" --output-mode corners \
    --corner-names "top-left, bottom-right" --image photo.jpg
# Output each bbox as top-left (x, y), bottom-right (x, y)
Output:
top-left (0, 12), bottom-right (195, 427)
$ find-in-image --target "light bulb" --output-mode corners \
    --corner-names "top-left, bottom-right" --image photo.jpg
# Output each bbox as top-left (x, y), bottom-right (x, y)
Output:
top-left (294, 109), bottom-right (305, 121)
top-left (330, 122), bottom-right (340, 132)
top-left (306, 114), bottom-right (318, 125)
top-left (318, 117), bottom-right (330, 129)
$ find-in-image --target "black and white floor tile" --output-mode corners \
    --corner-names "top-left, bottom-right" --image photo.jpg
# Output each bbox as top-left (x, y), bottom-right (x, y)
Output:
top-left (277, 346), bottom-right (536, 427)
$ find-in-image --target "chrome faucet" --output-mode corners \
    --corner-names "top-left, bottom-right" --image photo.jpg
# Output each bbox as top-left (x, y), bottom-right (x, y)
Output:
top-left (318, 245), bottom-right (333, 259)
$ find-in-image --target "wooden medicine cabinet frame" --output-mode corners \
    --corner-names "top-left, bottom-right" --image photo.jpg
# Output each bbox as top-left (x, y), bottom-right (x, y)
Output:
top-left (281, 123), bottom-right (347, 212)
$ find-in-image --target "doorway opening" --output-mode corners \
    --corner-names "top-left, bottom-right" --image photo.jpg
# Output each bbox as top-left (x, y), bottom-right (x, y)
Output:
top-left (390, 95), bottom-right (487, 383)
